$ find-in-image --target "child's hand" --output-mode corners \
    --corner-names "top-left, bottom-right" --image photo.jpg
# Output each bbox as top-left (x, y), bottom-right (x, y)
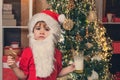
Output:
top-left (66, 63), bottom-right (75, 73)
top-left (9, 48), bottom-right (17, 58)
top-left (58, 63), bottom-right (75, 77)
top-left (69, 63), bottom-right (75, 72)
top-left (7, 56), bottom-right (17, 69)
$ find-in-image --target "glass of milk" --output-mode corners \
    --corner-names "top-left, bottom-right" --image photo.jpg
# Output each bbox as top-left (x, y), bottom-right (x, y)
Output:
top-left (74, 52), bottom-right (84, 73)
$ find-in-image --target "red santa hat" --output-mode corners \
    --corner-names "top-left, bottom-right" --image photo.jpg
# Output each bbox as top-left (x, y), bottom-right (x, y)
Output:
top-left (28, 10), bottom-right (66, 41)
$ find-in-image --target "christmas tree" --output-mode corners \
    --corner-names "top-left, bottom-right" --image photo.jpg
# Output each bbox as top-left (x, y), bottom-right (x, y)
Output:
top-left (47, 0), bottom-right (112, 80)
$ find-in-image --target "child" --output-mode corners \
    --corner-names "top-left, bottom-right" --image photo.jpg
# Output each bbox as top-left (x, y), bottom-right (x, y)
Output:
top-left (7, 10), bottom-right (75, 80)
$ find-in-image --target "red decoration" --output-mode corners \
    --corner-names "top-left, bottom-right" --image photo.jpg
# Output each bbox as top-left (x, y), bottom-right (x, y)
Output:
top-left (112, 41), bottom-right (120, 54)
top-left (102, 17), bottom-right (107, 22)
top-left (113, 72), bottom-right (120, 80)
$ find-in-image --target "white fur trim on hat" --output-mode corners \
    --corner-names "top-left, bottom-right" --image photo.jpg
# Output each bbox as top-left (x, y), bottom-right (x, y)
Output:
top-left (28, 13), bottom-right (61, 42)
top-left (58, 14), bottom-right (66, 24)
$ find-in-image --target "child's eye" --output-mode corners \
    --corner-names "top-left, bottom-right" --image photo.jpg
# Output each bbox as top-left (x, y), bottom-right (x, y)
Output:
top-left (45, 28), bottom-right (50, 31)
top-left (35, 27), bottom-right (41, 30)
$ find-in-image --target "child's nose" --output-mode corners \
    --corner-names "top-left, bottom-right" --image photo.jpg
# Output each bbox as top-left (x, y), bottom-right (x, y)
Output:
top-left (39, 29), bottom-right (45, 34)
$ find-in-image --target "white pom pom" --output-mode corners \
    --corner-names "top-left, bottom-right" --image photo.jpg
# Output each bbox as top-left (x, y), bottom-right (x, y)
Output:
top-left (87, 70), bottom-right (99, 80)
top-left (58, 14), bottom-right (66, 23)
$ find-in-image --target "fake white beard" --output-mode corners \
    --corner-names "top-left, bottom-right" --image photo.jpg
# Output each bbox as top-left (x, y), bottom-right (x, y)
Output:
top-left (29, 34), bottom-right (55, 78)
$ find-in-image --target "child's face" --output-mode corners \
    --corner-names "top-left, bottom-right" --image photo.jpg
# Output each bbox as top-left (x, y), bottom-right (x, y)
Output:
top-left (33, 21), bottom-right (50, 41)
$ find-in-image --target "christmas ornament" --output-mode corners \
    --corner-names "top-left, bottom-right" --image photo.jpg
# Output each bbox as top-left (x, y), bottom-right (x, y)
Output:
top-left (87, 70), bottom-right (99, 80)
top-left (85, 42), bottom-right (93, 49)
top-left (75, 33), bottom-right (83, 42)
top-left (84, 55), bottom-right (91, 61)
top-left (63, 18), bottom-right (74, 30)
top-left (66, 0), bottom-right (75, 11)
top-left (91, 54), bottom-right (101, 61)
top-left (87, 11), bottom-right (97, 22)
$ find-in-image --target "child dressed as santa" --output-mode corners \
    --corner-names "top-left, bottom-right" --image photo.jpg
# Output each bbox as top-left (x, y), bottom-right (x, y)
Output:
top-left (7, 10), bottom-right (75, 80)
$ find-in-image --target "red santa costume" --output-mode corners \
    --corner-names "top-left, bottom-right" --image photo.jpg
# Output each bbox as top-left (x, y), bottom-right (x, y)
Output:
top-left (19, 10), bottom-right (66, 80)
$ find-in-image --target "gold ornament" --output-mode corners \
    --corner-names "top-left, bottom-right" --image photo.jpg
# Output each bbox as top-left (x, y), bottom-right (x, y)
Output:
top-left (76, 34), bottom-right (83, 42)
top-left (66, 0), bottom-right (75, 11)
top-left (63, 18), bottom-right (74, 30)
top-left (85, 42), bottom-right (93, 49)
top-left (84, 56), bottom-right (91, 61)
top-left (87, 10), bottom-right (97, 22)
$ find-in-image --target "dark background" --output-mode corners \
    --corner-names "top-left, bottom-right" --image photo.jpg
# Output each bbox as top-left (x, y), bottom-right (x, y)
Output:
top-left (105, 0), bottom-right (120, 74)
top-left (105, 0), bottom-right (120, 17)
top-left (4, 28), bottom-right (21, 47)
